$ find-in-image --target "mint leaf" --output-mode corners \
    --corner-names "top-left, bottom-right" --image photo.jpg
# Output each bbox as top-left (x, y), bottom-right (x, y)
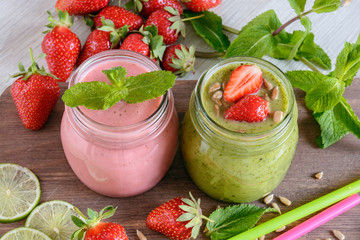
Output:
top-left (102, 67), bottom-right (127, 87)
top-left (305, 77), bottom-right (345, 112)
top-left (226, 25), bottom-right (277, 58)
top-left (334, 37), bottom-right (360, 85)
top-left (270, 17), bottom-right (311, 60)
top-left (124, 71), bottom-right (176, 103)
top-left (183, 10), bottom-right (230, 52)
top-left (206, 204), bottom-right (277, 240)
top-left (62, 82), bottom-right (121, 110)
top-left (312, 0), bottom-right (341, 13)
top-left (288, 0), bottom-right (307, 15)
top-left (296, 33), bottom-right (331, 70)
top-left (314, 108), bottom-right (350, 148)
top-left (286, 70), bottom-right (328, 92)
top-left (226, 10), bottom-right (284, 58)
top-left (334, 97), bottom-right (360, 139)
top-left (103, 87), bottom-right (129, 110)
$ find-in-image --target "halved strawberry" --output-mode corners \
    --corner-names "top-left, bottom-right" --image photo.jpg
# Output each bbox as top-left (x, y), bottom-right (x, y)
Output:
top-left (223, 64), bottom-right (263, 103)
top-left (224, 95), bottom-right (269, 123)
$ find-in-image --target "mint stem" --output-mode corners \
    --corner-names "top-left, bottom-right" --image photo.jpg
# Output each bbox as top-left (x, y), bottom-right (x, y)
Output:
top-left (272, 9), bottom-right (313, 36)
top-left (183, 14), bottom-right (205, 22)
top-left (299, 57), bottom-right (321, 73)
top-left (222, 24), bottom-right (241, 35)
top-left (195, 51), bottom-right (225, 58)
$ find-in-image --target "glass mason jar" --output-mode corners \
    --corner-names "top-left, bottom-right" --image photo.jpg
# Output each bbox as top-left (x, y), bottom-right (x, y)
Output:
top-left (60, 50), bottom-right (179, 197)
top-left (180, 57), bottom-right (298, 203)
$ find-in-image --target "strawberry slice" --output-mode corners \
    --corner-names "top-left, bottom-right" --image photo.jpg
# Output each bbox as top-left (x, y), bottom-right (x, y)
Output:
top-left (224, 95), bottom-right (269, 122)
top-left (223, 64), bottom-right (263, 102)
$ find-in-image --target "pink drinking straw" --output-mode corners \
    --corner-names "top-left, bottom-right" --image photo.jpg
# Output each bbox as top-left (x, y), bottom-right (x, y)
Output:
top-left (273, 194), bottom-right (360, 240)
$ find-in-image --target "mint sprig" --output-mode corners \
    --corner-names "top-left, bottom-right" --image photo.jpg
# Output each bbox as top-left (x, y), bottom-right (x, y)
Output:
top-left (62, 66), bottom-right (176, 110)
top-left (206, 204), bottom-right (278, 240)
top-left (286, 35), bottom-right (360, 148)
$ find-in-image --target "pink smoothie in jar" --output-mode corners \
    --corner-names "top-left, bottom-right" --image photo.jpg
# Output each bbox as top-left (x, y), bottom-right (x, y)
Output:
top-left (60, 50), bottom-right (179, 197)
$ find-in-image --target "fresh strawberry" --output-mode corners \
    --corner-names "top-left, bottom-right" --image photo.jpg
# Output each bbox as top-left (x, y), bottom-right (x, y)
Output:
top-left (120, 33), bottom-right (150, 57)
top-left (144, 7), bottom-right (185, 45)
top-left (42, 11), bottom-right (81, 82)
top-left (162, 44), bottom-right (195, 76)
top-left (224, 95), bottom-right (269, 122)
top-left (77, 19), bottom-right (128, 66)
top-left (181, 0), bottom-right (221, 12)
top-left (93, 6), bottom-right (143, 31)
top-left (71, 206), bottom-right (128, 240)
top-left (223, 64), bottom-right (263, 103)
top-left (10, 48), bottom-right (60, 130)
top-left (135, 0), bottom-right (183, 17)
top-left (146, 193), bottom-right (211, 240)
top-left (55, 0), bottom-right (109, 15)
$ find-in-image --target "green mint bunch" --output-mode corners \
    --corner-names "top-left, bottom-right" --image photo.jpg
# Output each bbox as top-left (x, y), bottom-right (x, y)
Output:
top-left (287, 34), bottom-right (360, 148)
top-left (62, 66), bottom-right (176, 110)
top-left (225, 0), bottom-right (342, 70)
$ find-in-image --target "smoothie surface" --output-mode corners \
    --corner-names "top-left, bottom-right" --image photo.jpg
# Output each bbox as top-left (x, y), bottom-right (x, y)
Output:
top-left (78, 59), bottom-right (162, 127)
top-left (202, 63), bottom-right (289, 133)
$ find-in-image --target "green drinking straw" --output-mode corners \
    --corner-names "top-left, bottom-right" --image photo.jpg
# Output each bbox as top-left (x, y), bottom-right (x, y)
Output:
top-left (228, 179), bottom-right (360, 240)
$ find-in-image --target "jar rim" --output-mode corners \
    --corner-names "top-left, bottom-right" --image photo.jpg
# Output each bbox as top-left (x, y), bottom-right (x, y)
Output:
top-left (67, 49), bottom-right (170, 133)
top-left (194, 56), bottom-right (295, 140)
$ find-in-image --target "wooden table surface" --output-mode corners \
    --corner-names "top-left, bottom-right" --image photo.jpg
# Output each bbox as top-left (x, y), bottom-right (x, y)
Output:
top-left (1, 0), bottom-right (360, 94)
top-left (1, 80), bottom-right (360, 240)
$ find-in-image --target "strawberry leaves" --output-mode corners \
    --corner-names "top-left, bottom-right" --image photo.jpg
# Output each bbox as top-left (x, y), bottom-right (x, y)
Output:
top-left (183, 10), bottom-right (230, 52)
top-left (62, 66), bottom-right (176, 109)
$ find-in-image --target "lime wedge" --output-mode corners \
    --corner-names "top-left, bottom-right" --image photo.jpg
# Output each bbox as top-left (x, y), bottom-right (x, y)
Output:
top-left (0, 163), bottom-right (41, 223)
top-left (25, 200), bottom-right (79, 240)
top-left (0, 227), bottom-right (52, 240)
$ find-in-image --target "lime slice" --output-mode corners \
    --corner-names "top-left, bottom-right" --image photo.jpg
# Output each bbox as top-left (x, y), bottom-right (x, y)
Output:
top-left (25, 200), bottom-right (80, 240)
top-left (0, 227), bottom-right (51, 240)
top-left (0, 163), bottom-right (41, 223)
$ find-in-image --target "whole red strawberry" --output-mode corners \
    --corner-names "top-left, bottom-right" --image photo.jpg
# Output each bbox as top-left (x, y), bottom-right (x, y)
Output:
top-left (93, 6), bottom-right (143, 31)
top-left (144, 7), bottom-right (184, 45)
top-left (181, 0), bottom-right (221, 12)
top-left (55, 0), bottom-right (109, 15)
top-left (120, 33), bottom-right (150, 57)
top-left (42, 11), bottom-right (81, 82)
top-left (71, 206), bottom-right (128, 240)
top-left (224, 95), bottom-right (269, 122)
top-left (10, 48), bottom-right (60, 130)
top-left (146, 193), bottom-right (211, 240)
top-left (162, 44), bottom-right (195, 76)
top-left (77, 19), bottom-right (128, 66)
top-left (136, 0), bottom-right (183, 17)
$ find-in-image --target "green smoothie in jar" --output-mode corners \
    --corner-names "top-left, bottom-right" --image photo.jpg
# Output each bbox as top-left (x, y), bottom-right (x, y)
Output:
top-left (180, 57), bottom-right (298, 203)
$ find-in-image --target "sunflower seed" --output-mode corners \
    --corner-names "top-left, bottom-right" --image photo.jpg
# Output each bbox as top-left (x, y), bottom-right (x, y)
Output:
top-left (264, 194), bottom-right (274, 204)
top-left (333, 230), bottom-right (345, 240)
top-left (273, 111), bottom-right (284, 123)
top-left (136, 230), bottom-right (147, 240)
top-left (314, 171), bottom-right (324, 180)
top-left (263, 79), bottom-right (273, 90)
top-left (222, 81), bottom-right (227, 90)
top-left (259, 235), bottom-right (265, 240)
top-left (264, 92), bottom-right (270, 102)
top-left (214, 104), bottom-right (220, 116)
top-left (279, 196), bottom-right (292, 206)
top-left (209, 82), bottom-right (221, 93)
top-left (275, 226), bottom-right (286, 232)
top-left (271, 86), bottom-right (279, 99)
top-left (272, 202), bottom-right (281, 214)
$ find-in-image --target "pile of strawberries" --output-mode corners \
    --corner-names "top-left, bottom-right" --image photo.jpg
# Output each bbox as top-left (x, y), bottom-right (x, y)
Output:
top-left (10, 0), bottom-right (222, 131)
